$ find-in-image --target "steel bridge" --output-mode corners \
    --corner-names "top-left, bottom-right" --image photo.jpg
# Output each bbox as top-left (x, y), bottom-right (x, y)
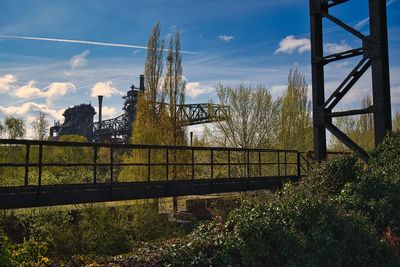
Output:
top-left (0, 139), bottom-right (311, 209)
top-left (91, 103), bottom-right (229, 140)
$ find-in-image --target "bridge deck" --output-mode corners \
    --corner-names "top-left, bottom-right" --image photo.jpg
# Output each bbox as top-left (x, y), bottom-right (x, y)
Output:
top-left (0, 176), bottom-right (297, 209)
top-left (0, 139), bottom-right (311, 209)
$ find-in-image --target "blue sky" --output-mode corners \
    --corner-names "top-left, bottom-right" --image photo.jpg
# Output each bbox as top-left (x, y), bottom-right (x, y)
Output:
top-left (0, 0), bottom-right (399, 137)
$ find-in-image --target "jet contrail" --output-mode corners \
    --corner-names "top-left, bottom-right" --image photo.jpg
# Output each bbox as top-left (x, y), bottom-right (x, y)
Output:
top-left (0, 34), bottom-right (196, 54)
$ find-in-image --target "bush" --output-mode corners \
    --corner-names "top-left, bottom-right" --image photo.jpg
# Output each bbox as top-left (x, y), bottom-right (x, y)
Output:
top-left (0, 233), bottom-right (14, 267)
top-left (308, 155), bottom-right (362, 195)
top-left (164, 183), bottom-right (400, 266)
top-left (369, 132), bottom-right (400, 178)
top-left (336, 173), bottom-right (400, 235)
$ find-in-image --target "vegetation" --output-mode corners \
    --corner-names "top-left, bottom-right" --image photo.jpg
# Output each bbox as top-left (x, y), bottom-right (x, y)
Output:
top-left (102, 133), bottom-right (400, 266)
top-left (31, 112), bottom-right (49, 141)
top-left (0, 116), bottom-right (26, 139)
top-left (330, 96), bottom-right (375, 152)
top-left (206, 66), bottom-right (312, 151)
top-left (2, 20), bottom-right (400, 266)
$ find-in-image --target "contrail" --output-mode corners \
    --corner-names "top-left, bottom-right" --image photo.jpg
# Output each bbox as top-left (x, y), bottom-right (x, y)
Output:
top-left (0, 34), bottom-right (196, 54)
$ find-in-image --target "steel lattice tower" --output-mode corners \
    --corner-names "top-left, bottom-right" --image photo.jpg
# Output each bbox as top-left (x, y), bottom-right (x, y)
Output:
top-left (309, 0), bottom-right (392, 162)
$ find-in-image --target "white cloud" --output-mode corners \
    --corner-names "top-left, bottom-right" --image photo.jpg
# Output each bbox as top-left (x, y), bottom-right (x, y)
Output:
top-left (69, 50), bottom-right (90, 69)
top-left (186, 82), bottom-right (214, 98)
top-left (355, 18), bottom-right (369, 30)
top-left (12, 81), bottom-right (42, 98)
top-left (0, 74), bottom-right (17, 93)
top-left (91, 81), bottom-right (121, 97)
top-left (12, 81), bottom-right (76, 101)
top-left (218, 35), bottom-right (235, 43)
top-left (275, 35), bottom-right (351, 55)
top-left (325, 41), bottom-right (352, 54)
top-left (0, 102), bottom-right (64, 120)
top-left (275, 35), bottom-right (310, 54)
top-left (94, 106), bottom-right (118, 120)
top-left (45, 82), bottom-right (76, 99)
top-left (270, 85), bottom-right (287, 98)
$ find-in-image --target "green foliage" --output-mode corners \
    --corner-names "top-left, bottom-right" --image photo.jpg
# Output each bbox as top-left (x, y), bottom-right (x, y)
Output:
top-left (393, 111), bottom-right (400, 132)
top-left (369, 132), bottom-right (400, 178)
top-left (308, 155), bottom-right (362, 195)
top-left (160, 139), bottom-right (400, 266)
top-left (0, 203), bottom-right (183, 262)
top-left (0, 231), bottom-right (50, 267)
top-left (0, 233), bottom-right (14, 267)
top-left (336, 174), bottom-right (400, 235)
top-left (4, 116), bottom-right (26, 139)
top-left (11, 240), bottom-right (50, 267)
top-left (329, 96), bottom-right (374, 151)
top-left (164, 182), bottom-right (399, 266)
top-left (277, 67), bottom-right (313, 151)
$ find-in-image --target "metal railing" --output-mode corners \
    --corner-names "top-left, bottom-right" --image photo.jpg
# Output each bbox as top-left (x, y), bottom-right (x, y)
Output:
top-left (0, 139), bottom-right (309, 188)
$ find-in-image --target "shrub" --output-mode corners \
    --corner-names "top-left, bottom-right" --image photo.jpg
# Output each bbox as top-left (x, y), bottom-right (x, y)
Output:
top-left (369, 132), bottom-right (400, 178)
top-left (164, 183), bottom-right (400, 266)
top-left (336, 173), bottom-right (400, 235)
top-left (308, 155), bottom-right (362, 195)
top-left (0, 233), bottom-right (14, 267)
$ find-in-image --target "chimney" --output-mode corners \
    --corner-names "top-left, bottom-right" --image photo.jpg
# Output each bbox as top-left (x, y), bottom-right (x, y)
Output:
top-left (139, 75), bottom-right (145, 91)
top-left (98, 95), bottom-right (103, 127)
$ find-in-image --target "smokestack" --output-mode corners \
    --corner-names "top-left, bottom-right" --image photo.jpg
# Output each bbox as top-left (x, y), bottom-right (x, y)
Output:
top-left (139, 75), bottom-right (145, 91)
top-left (98, 95), bottom-right (103, 127)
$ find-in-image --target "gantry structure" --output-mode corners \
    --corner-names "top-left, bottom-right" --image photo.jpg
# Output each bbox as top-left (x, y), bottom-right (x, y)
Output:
top-left (309, 0), bottom-right (392, 162)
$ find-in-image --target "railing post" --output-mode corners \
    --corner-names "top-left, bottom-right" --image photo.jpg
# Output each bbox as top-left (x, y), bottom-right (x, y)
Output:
top-left (258, 151), bottom-right (261, 177)
top-left (38, 144), bottom-right (43, 187)
top-left (93, 146), bottom-right (98, 184)
top-left (297, 152), bottom-right (301, 180)
top-left (166, 149), bottom-right (169, 181)
top-left (277, 152), bottom-right (280, 177)
top-left (210, 149), bottom-right (214, 179)
top-left (24, 144), bottom-right (30, 186)
top-left (246, 149), bottom-right (250, 178)
top-left (228, 150), bottom-right (231, 179)
top-left (148, 148), bottom-right (151, 182)
top-left (284, 152), bottom-right (287, 177)
top-left (110, 147), bottom-right (114, 184)
top-left (191, 149), bottom-right (195, 180)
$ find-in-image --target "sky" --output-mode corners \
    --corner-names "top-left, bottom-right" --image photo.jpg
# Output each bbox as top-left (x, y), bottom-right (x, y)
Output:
top-left (0, 0), bottom-right (399, 138)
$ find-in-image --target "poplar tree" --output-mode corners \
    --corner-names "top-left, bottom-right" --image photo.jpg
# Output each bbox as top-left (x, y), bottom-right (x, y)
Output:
top-left (277, 67), bottom-right (313, 151)
top-left (144, 21), bottom-right (164, 114)
top-left (163, 31), bottom-right (186, 146)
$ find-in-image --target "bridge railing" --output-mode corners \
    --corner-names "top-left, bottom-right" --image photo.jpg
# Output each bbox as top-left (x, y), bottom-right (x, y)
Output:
top-left (0, 139), bottom-right (309, 188)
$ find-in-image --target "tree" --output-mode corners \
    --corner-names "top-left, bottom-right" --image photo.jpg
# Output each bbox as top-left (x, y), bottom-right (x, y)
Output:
top-left (4, 116), bottom-right (25, 139)
top-left (329, 95), bottom-right (375, 151)
top-left (31, 112), bottom-right (49, 140)
top-left (163, 31), bottom-right (186, 146)
top-left (277, 67), bottom-right (313, 151)
top-left (0, 121), bottom-right (4, 138)
top-left (393, 111), bottom-right (400, 132)
top-left (206, 83), bottom-right (280, 149)
top-left (144, 21), bottom-right (164, 114)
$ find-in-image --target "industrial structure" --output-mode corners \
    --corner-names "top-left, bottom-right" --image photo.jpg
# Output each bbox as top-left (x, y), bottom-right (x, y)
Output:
top-left (50, 75), bottom-right (229, 143)
top-left (310, 0), bottom-right (392, 162)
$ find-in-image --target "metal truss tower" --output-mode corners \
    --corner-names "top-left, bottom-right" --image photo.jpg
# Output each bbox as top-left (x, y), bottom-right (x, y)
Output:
top-left (309, 0), bottom-right (392, 162)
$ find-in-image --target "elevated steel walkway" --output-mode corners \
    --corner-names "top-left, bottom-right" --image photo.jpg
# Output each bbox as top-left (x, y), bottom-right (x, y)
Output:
top-left (0, 139), bottom-right (311, 209)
